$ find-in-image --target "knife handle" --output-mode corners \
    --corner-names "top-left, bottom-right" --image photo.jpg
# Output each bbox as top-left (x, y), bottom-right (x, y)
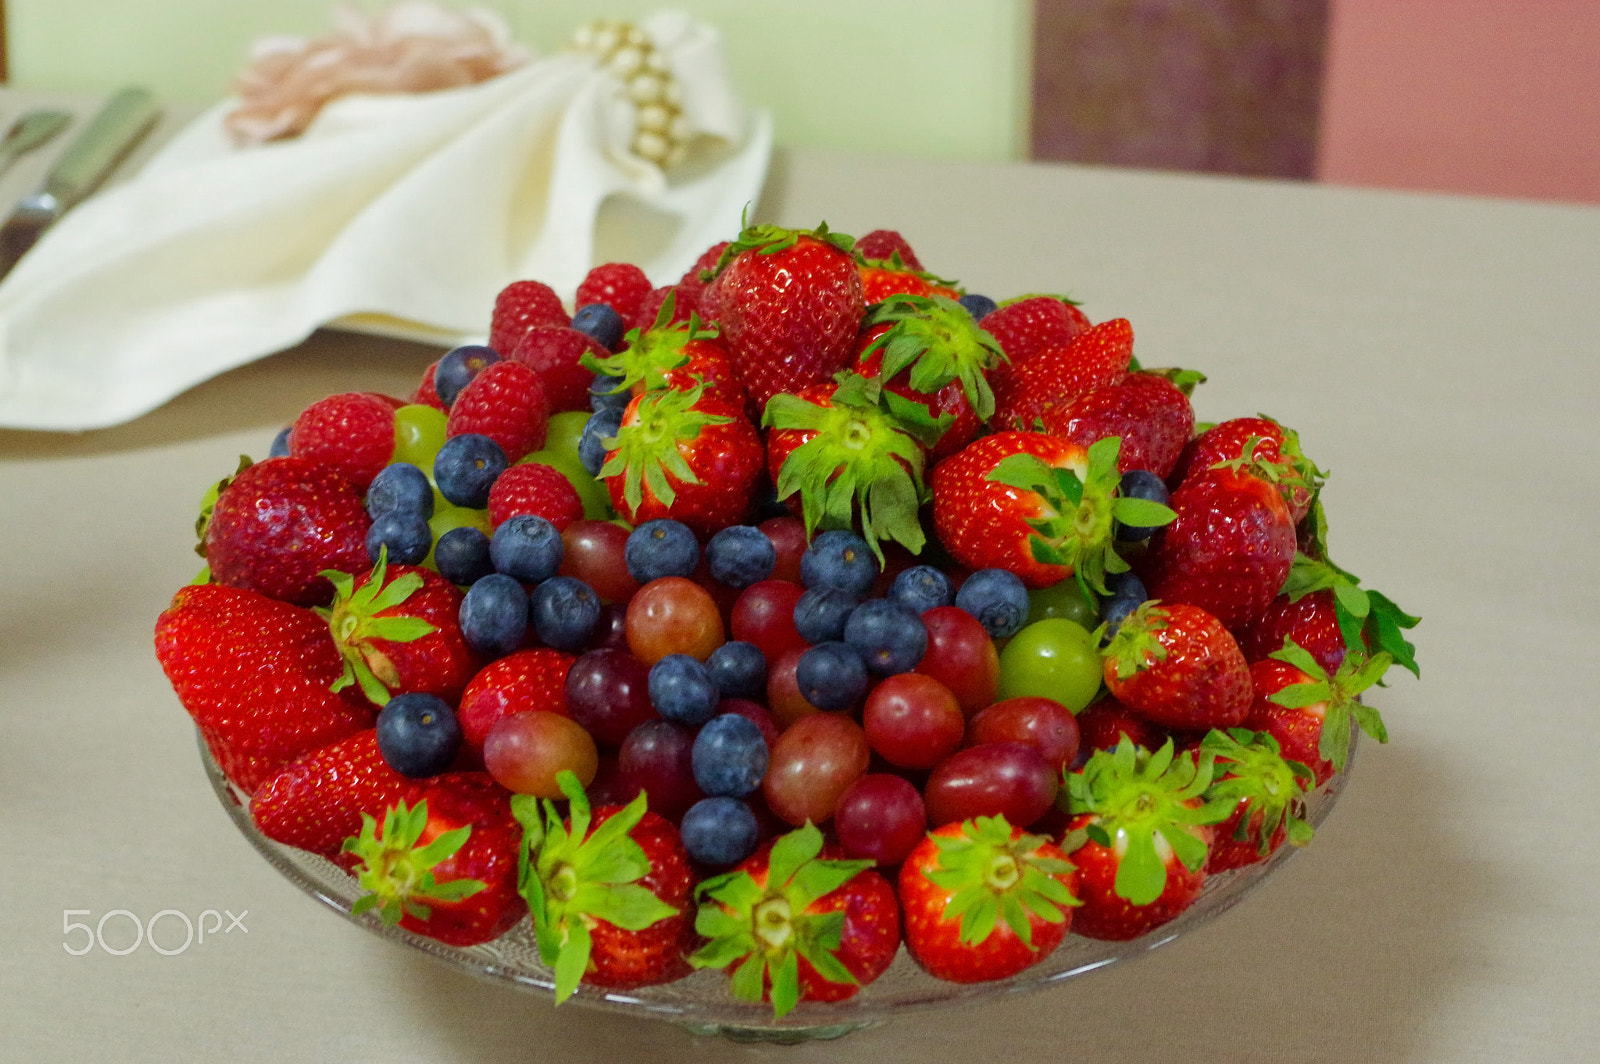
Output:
top-left (40, 88), bottom-right (161, 211)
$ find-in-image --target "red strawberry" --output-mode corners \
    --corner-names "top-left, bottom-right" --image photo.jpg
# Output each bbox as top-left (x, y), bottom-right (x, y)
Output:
top-left (1140, 442), bottom-right (1298, 631)
top-left (288, 391), bottom-right (396, 491)
top-left (1169, 416), bottom-right (1322, 523)
top-left (899, 815), bottom-right (1078, 983)
top-left (990, 318), bottom-right (1133, 431)
top-left (671, 240), bottom-right (730, 316)
top-left (980, 295), bottom-right (1091, 371)
top-left (599, 383), bottom-right (763, 537)
top-left (1102, 601), bottom-right (1252, 731)
top-left (516, 772), bottom-right (695, 1001)
top-left (509, 325), bottom-right (609, 413)
top-left (690, 822), bottom-right (900, 1016)
top-left (445, 359), bottom-right (550, 462)
top-left (410, 360), bottom-right (447, 410)
top-left (201, 456), bottom-right (371, 606)
top-left (345, 772), bottom-right (526, 946)
top-left (251, 729), bottom-right (419, 856)
top-left (854, 228), bottom-right (925, 271)
top-left (930, 433), bottom-right (1175, 591)
top-left (1041, 370), bottom-right (1199, 480)
top-left (575, 262), bottom-right (654, 331)
top-left (699, 222), bottom-right (865, 417)
top-left (456, 648), bottom-right (575, 755)
top-left (487, 462), bottom-right (583, 531)
top-left (1199, 728), bottom-right (1314, 872)
top-left (1239, 588), bottom-right (1348, 674)
top-left (1242, 553), bottom-right (1422, 680)
top-left (1074, 697), bottom-right (1171, 758)
top-left (156, 584), bottom-right (373, 784)
top-left (583, 302), bottom-right (747, 412)
top-left (1243, 638), bottom-right (1394, 785)
top-left (321, 555), bottom-right (480, 707)
top-left (857, 259), bottom-right (960, 304)
top-left (764, 373), bottom-right (937, 560)
top-left (1061, 738), bottom-right (1227, 940)
top-left (488, 279), bottom-right (569, 357)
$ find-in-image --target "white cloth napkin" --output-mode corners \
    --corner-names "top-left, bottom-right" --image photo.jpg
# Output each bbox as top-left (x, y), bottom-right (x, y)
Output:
top-left (0, 10), bottom-right (771, 431)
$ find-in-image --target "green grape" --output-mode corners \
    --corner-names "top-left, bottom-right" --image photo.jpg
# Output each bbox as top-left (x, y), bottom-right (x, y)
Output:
top-left (392, 404), bottom-right (448, 469)
top-left (1027, 579), bottom-right (1100, 629)
top-left (996, 618), bottom-right (1102, 711)
top-left (424, 505), bottom-right (492, 571)
top-left (544, 410), bottom-right (592, 467)
top-left (518, 449), bottom-right (611, 521)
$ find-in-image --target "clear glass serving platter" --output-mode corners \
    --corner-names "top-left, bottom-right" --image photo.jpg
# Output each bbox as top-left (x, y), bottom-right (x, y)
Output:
top-left (200, 730), bottom-right (1355, 1043)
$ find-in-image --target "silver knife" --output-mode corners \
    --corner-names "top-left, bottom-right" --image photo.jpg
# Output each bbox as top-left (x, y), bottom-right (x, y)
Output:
top-left (0, 87), bottom-right (161, 281)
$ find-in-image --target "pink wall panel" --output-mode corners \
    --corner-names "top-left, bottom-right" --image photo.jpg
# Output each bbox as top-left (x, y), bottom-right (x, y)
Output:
top-left (1318, 0), bottom-right (1600, 203)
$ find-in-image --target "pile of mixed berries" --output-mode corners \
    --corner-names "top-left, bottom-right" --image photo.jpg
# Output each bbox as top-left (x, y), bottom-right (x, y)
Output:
top-left (156, 222), bottom-right (1419, 1017)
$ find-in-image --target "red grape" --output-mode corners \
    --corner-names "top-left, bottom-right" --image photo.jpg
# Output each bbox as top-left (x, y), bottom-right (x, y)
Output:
top-left (483, 710), bottom-right (598, 797)
top-left (763, 712), bottom-right (871, 826)
top-left (730, 579), bottom-right (807, 662)
top-left (924, 741), bottom-right (1057, 828)
top-left (916, 606), bottom-right (999, 716)
top-left (564, 647), bottom-right (656, 746)
top-left (759, 517), bottom-right (807, 585)
top-left (965, 696), bottom-right (1081, 772)
top-left (835, 774), bottom-right (927, 867)
top-left (717, 697), bottom-right (781, 749)
top-left (625, 577), bottom-right (724, 663)
top-left (862, 672), bottom-right (964, 770)
top-left (618, 718), bottom-right (702, 821)
top-left (766, 647), bottom-right (823, 726)
top-left (561, 520), bottom-right (639, 603)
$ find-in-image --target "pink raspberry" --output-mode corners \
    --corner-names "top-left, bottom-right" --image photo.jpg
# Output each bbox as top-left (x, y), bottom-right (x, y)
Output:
top-left (446, 360), bottom-right (549, 462)
top-left (489, 280), bottom-right (569, 357)
top-left (410, 360), bottom-right (447, 411)
top-left (854, 228), bottom-right (924, 270)
top-left (575, 262), bottom-right (654, 331)
top-left (288, 391), bottom-right (396, 490)
top-left (487, 462), bottom-right (584, 531)
top-left (509, 326), bottom-right (608, 414)
top-left (673, 241), bottom-right (730, 315)
top-left (635, 285), bottom-right (694, 332)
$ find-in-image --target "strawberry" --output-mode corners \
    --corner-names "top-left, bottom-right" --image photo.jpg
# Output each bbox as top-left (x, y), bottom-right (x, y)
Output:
top-left (1169, 416), bottom-right (1322, 524)
top-left (672, 240), bottom-right (730, 316)
top-left (488, 279), bottom-right (569, 357)
top-left (251, 729), bottom-right (419, 857)
top-left (1199, 727), bottom-right (1314, 872)
top-left (320, 553), bottom-right (480, 707)
top-left (599, 383), bottom-right (763, 537)
top-left (690, 822), bottom-right (899, 1016)
top-left (1243, 553), bottom-right (1422, 680)
top-left (1101, 601), bottom-right (1253, 731)
top-left (1075, 697), bottom-right (1171, 758)
top-left (1238, 587), bottom-right (1347, 674)
top-left (456, 648), bottom-right (575, 755)
top-left (410, 360), bottom-right (447, 411)
top-left (445, 359), bottom-right (550, 462)
top-left (764, 373), bottom-right (941, 560)
top-left (576, 262), bottom-right (654, 331)
top-left (201, 456), bottom-right (371, 607)
top-left (509, 325), bottom-right (609, 414)
top-left (1041, 370), bottom-right (1201, 480)
top-left (931, 433), bottom-right (1176, 591)
top-left (977, 294), bottom-right (1091, 366)
top-left (899, 815), bottom-right (1078, 983)
top-left (1243, 638), bottom-right (1394, 785)
top-left (1140, 440), bottom-right (1299, 631)
top-left (515, 772), bottom-right (695, 1001)
top-left (486, 461), bottom-right (584, 531)
top-left (990, 317), bottom-right (1134, 431)
top-left (288, 391), bottom-right (397, 491)
top-left (156, 584), bottom-right (373, 783)
top-left (853, 228), bottom-right (925, 271)
top-left (345, 773), bottom-right (526, 946)
top-left (583, 300), bottom-right (747, 412)
top-left (1061, 737), bottom-right (1228, 940)
top-left (857, 257), bottom-right (960, 305)
top-left (699, 222), bottom-right (865, 417)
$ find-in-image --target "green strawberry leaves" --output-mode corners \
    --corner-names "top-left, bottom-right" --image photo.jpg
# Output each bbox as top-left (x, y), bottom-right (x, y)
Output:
top-left (705, 219), bottom-right (856, 281)
top-left (1099, 600), bottom-right (1171, 681)
top-left (345, 799), bottom-right (485, 926)
top-left (511, 771), bottom-right (679, 1006)
top-left (1064, 738), bottom-right (1231, 906)
top-left (317, 547), bottom-right (437, 706)
top-left (597, 382), bottom-right (733, 515)
top-left (921, 815), bottom-right (1078, 949)
top-left (1268, 637), bottom-right (1394, 770)
top-left (987, 436), bottom-right (1175, 599)
top-left (862, 294), bottom-right (1006, 420)
top-left (1200, 728), bottom-right (1315, 856)
top-left (1282, 553), bottom-right (1421, 679)
top-left (581, 296), bottom-right (721, 395)
top-left (688, 822), bottom-right (872, 1018)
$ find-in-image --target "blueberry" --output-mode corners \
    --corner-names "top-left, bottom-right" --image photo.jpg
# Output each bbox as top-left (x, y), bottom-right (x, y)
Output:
top-left (680, 797), bottom-right (760, 866)
top-left (1104, 570), bottom-right (1148, 604)
top-left (956, 568), bottom-right (1031, 639)
top-left (795, 642), bottom-right (870, 711)
top-left (366, 462), bottom-right (434, 520)
top-left (588, 373), bottom-right (632, 413)
top-left (959, 293), bottom-right (999, 321)
top-left (433, 525), bottom-right (495, 586)
top-left (269, 426), bottom-right (292, 457)
top-left (705, 525), bottom-right (776, 588)
top-left (792, 585), bottom-right (860, 645)
top-left (434, 433), bottom-right (507, 508)
top-left (800, 530), bottom-right (879, 595)
top-left (572, 303), bottom-right (626, 352)
top-left (376, 693), bottom-right (462, 777)
top-left (705, 641), bottom-right (767, 700)
top-left (459, 573), bottom-right (529, 658)
top-left (435, 344), bottom-right (500, 407)
top-left (649, 654), bottom-right (720, 726)
top-left (490, 514), bottom-right (564, 582)
top-left (1100, 594), bottom-right (1142, 642)
top-left (691, 714), bottom-right (769, 797)
top-left (887, 564), bottom-right (954, 615)
top-left (529, 575), bottom-right (602, 653)
top-left (625, 519), bottom-right (700, 584)
top-left (843, 598), bottom-right (927, 676)
top-left (365, 510), bottom-right (433, 566)
top-left (1116, 469), bottom-right (1171, 542)
top-left (579, 407), bottom-right (624, 477)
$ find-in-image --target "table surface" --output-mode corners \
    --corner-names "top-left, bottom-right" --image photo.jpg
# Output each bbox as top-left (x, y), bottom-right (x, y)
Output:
top-left (3, 91), bottom-right (1599, 1064)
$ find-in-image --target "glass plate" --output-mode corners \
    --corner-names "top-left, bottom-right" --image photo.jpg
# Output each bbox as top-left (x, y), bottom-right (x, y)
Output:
top-left (200, 730), bottom-right (1355, 1043)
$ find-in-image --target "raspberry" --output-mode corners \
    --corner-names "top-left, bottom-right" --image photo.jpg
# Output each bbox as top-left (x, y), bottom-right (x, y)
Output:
top-left (673, 241), bottom-right (730, 314)
top-left (446, 360), bottom-right (549, 462)
top-left (509, 326), bottom-right (608, 413)
top-left (289, 391), bottom-right (396, 490)
top-left (410, 360), bottom-right (447, 411)
top-left (576, 263), bottom-right (654, 331)
top-left (489, 280), bottom-right (569, 357)
top-left (635, 285), bottom-right (692, 332)
top-left (487, 462), bottom-right (584, 531)
top-left (854, 229), bottom-right (924, 271)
